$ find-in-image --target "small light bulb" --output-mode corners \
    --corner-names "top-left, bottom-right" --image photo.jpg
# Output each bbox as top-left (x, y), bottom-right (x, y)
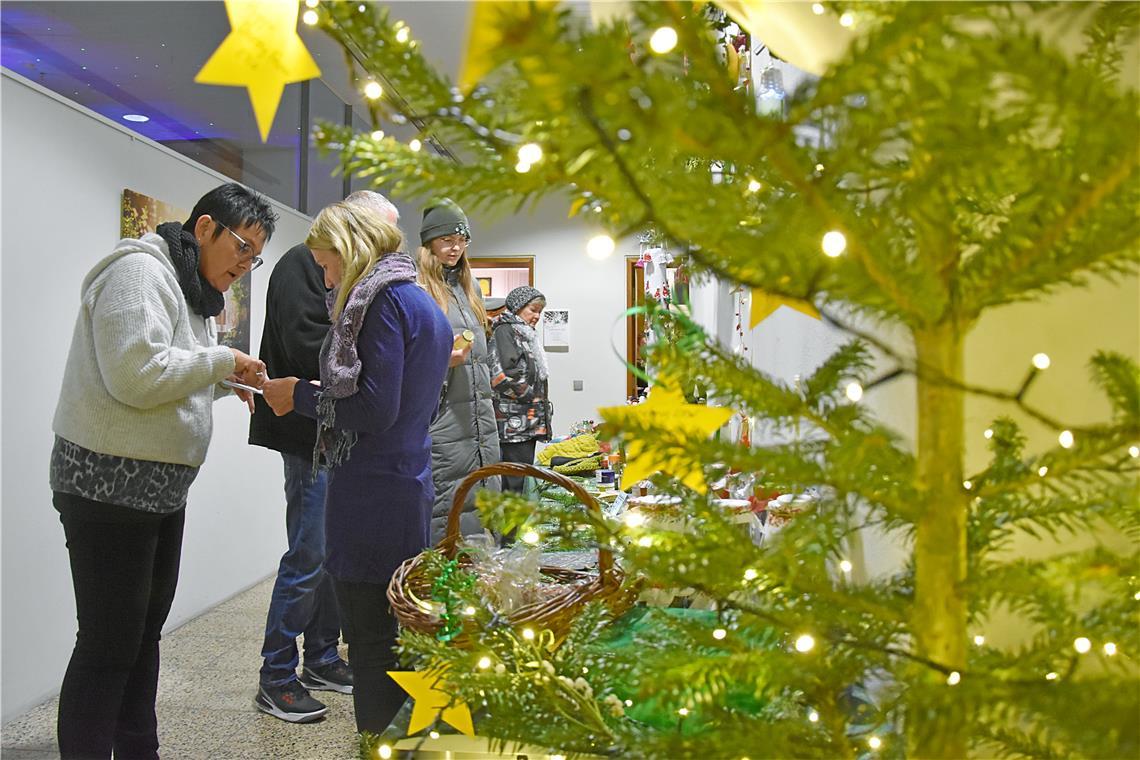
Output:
top-left (649, 26), bottom-right (678, 55)
top-left (814, 163), bottom-right (825, 172)
top-left (637, 536), bottom-right (652, 547)
top-left (515, 161), bottom-right (531, 173)
top-left (363, 81), bottom-right (383, 100)
top-left (794, 634), bottom-right (815, 653)
top-left (946, 671), bottom-right (961, 686)
top-left (624, 511), bottom-right (646, 528)
top-left (586, 234), bottom-right (615, 260)
top-left (867, 735), bottom-right (882, 750)
top-left (463, 605), bottom-right (476, 616)
top-left (963, 480), bottom-right (973, 491)
top-left (713, 628), bottom-right (727, 640)
top-left (1032, 353), bottom-right (1051, 370)
top-left (839, 560), bottom-right (853, 573)
top-left (808, 709), bottom-right (820, 722)
top-left (1058, 430), bottom-right (1074, 449)
top-left (477, 656), bottom-right (492, 669)
top-left (984, 428), bottom-right (994, 439)
top-left (624, 699), bottom-right (633, 706)
top-left (839, 11), bottom-right (855, 27)
top-left (521, 530), bottom-right (540, 544)
top-left (429, 731), bottom-right (440, 739)
top-left (845, 382), bottom-right (863, 402)
top-left (821, 230), bottom-right (847, 257)
top-left (1046, 671), bottom-right (1058, 680)
top-left (370, 130), bottom-right (385, 141)
top-left (522, 628), bottom-right (535, 641)
top-left (378, 745), bottom-right (393, 759)
top-left (305, 0), bottom-right (318, 7)
top-left (677, 707), bottom-right (690, 716)
top-left (1103, 642), bottom-right (1117, 656)
top-left (395, 26), bottom-right (411, 44)
top-left (747, 179), bottom-right (762, 193)
top-left (408, 138), bottom-right (422, 152)
top-left (518, 142), bottom-right (543, 164)
top-left (811, 2), bottom-right (825, 14)
top-left (302, 9), bottom-right (318, 25)
top-left (1038, 466), bottom-right (1049, 477)
top-left (1073, 636), bottom-right (1091, 654)
top-left (1129, 445), bottom-right (1139, 458)
top-left (1134, 591), bottom-right (1140, 601)
top-left (974, 635), bottom-right (985, 646)
top-left (743, 568), bottom-right (759, 581)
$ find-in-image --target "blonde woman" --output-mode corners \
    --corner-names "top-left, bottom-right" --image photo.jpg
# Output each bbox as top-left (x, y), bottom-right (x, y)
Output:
top-left (263, 201), bottom-right (451, 734)
top-left (417, 198), bottom-right (501, 541)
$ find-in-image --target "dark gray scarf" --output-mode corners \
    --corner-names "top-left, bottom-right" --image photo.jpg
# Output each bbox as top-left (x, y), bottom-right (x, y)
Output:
top-left (156, 222), bottom-right (225, 318)
top-left (314, 252), bottom-right (418, 470)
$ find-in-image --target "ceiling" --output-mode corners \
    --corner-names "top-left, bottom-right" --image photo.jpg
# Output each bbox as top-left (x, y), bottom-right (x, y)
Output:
top-left (0, 1), bottom-right (472, 146)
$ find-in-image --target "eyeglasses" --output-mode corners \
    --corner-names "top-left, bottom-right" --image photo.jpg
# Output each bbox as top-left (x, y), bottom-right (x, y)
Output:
top-left (436, 234), bottom-right (468, 249)
top-left (217, 221), bottom-right (264, 271)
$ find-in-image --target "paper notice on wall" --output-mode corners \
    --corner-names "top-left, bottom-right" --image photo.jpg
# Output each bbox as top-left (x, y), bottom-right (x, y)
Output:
top-left (542, 309), bottom-right (570, 349)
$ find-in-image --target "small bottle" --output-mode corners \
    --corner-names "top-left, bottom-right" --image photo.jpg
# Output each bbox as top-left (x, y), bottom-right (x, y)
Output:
top-left (453, 329), bottom-right (475, 350)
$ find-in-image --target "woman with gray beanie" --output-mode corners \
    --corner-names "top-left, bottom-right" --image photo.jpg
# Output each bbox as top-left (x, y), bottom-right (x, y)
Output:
top-left (489, 286), bottom-right (552, 492)
top-left (416, 199), bottom-right (501, 541)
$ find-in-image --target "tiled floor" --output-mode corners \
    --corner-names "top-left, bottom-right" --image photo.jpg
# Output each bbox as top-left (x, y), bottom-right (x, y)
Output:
top-left (1, 577), bottom-right (360, 759)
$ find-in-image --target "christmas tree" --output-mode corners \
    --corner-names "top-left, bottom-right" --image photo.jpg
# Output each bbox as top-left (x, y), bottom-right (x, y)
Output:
top-left (311, 2), bottom-right (1139, 757)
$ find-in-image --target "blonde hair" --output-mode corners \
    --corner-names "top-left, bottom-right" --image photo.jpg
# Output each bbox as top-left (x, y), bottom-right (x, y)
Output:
top-left (417, 244), bottom-right (488, 329)
top-left (306, 202), bottom-right (404, 319)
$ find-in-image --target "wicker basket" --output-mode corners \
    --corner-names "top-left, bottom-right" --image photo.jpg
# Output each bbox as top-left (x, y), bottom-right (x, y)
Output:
top-left (387, 462), bottom-right (636, 644)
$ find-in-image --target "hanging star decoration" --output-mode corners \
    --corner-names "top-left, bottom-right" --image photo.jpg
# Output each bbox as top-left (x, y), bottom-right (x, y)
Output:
top-left (195, 0), bottom-right (321, 142)
top-left (599, 385), bottom-right (733, 493)
top-left (388, 666), bottom-right (475, 736)
top-left (750, 289), bottom-right (821, 328)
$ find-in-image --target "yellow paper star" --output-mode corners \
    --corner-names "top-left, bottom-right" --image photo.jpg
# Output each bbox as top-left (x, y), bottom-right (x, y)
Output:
top-left (195, 0), bottom-right (321, 142)
top-left (388, 667), bottom-right (475, 737)
top-left (599, 386), bottom-right (733, 493)
top-left (750, 289), bottom-right (821, 328)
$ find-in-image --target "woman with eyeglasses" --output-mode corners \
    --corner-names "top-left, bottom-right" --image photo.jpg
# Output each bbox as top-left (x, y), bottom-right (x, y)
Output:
top-left (416, 199), bottom-right (501, 542)
top-left (48, 182), bottom-right (274, 759)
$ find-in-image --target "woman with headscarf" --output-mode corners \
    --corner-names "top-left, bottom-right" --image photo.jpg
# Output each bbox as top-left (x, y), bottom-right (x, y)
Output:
top-left (262, 201), bottom-right (452, 734)
top-left (489, 286), bottom-right (552, 492)
top-left (416, 199), bottom-right (501, 541)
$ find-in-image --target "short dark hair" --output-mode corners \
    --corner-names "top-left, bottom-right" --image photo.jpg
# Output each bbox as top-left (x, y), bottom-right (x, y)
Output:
top-left (182, 183), bottom-right (278, 242)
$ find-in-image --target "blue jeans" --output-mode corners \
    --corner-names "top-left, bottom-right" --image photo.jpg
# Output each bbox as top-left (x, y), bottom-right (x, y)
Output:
top-left (259, 453), bottom-right (341, 686)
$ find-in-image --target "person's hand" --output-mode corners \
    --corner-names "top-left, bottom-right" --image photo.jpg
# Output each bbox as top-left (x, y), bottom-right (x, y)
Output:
top-left (224, 374), bottom-right (257, 413)
top-left (230, 348), bottom-right (266, 388)
top-left (263, 377), bottom-right (301, 416)
top-left (448, 342), bottom-right (472, 368)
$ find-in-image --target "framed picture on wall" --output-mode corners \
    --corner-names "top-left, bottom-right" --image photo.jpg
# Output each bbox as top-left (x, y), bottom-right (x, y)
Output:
top-left (120, 188), bottom-right (252, 353)
top-left (468, 256), bottom-right (535, 298)
top-left (542, 309), bottom-right (570, 349)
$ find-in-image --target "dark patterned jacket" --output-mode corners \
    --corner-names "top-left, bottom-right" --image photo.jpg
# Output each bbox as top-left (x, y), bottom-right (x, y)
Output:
top-left (489, 313), bottom-right (552, 444)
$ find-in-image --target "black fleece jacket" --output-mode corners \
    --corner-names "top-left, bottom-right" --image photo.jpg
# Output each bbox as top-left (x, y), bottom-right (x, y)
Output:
top-left (248, 244), bottom-right (331, 458)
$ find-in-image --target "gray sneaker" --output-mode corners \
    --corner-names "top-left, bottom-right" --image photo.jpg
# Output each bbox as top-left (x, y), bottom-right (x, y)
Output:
top-left (254, 680), bottom-right (328, 723)
top-left (300, 658), bottom-right (354, 695)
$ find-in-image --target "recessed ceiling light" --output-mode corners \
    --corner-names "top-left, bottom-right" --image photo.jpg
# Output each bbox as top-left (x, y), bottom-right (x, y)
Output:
top-left (122, 114), bottom-right (150, 123)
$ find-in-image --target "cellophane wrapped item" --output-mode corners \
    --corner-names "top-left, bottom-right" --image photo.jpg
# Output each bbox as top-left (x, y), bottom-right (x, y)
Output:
top-left (464, 540), bottom-right (564, 614)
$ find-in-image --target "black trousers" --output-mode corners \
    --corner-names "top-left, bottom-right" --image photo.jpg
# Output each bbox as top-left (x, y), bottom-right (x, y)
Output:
top-left (499, 439), bottom-right (537, 493)
top-left (332, 578), bottom-right (406, 734)
top-left (54, 492), bottom-right (185, 760)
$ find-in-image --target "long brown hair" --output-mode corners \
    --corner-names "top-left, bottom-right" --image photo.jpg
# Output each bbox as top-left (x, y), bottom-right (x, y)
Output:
top-left (417, 245), bottom-right (488, 329)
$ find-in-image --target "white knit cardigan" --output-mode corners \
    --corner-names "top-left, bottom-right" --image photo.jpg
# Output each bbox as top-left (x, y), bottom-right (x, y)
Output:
top-left (52, 234), bottom-right (236, 467)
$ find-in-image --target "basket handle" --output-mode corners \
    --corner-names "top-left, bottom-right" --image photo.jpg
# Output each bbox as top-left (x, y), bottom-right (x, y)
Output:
top-left (439, 462), bottom-right (614, 580)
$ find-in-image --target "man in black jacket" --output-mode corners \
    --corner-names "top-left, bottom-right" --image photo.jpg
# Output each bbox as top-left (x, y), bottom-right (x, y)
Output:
top-left (250, 191), bottom-right (400, 723)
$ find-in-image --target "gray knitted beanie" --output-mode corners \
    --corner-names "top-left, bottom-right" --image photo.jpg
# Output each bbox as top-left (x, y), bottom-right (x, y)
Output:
top-left (505, 285), bottom-right (545, 314)
top-left (420, 199), bottom-right (470, 245)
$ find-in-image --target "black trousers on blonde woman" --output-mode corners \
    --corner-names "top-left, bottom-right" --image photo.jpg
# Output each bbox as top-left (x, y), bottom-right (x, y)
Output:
top-left (54, 492), bottom-right (185, 760)
top-left (332, 578), bottom-right (407, 734)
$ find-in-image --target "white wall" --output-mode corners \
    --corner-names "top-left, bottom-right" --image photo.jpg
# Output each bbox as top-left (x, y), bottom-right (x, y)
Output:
top-left (475, 200), bottom-right (631, 432)
top-left (0, 70), bottom-right (310, 721)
